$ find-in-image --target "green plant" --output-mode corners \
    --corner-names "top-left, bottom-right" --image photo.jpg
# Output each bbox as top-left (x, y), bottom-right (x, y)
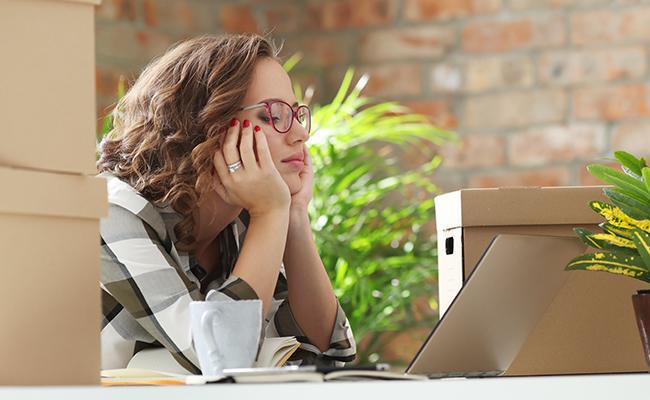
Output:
top-left (566, 151), bottom-right (650, 283)
top-left (292, 65), bottom-right (454, 363)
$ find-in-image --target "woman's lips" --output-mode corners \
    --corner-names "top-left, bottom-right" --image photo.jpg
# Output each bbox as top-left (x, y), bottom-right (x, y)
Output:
top-left (282, 159), bottom-right (305, 170)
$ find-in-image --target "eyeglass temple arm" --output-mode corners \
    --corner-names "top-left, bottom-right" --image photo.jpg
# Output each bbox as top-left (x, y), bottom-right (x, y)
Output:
top-left (239, 104), bottom-right (266, 111)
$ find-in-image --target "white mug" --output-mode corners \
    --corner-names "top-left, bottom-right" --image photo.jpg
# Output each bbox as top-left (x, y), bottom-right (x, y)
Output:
top-left (190, 300), bottom-right (262, 375)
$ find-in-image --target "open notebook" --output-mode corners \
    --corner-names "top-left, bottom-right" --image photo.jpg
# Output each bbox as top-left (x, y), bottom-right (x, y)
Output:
top-left (102, 336), bottom-right (300, 381)
top-left (101, 336), bottom-right (424, 385)
top-left (101, 365), bottom-right (426, 385)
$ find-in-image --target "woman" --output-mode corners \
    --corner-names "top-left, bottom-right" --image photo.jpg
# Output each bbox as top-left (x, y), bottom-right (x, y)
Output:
top-left (97, 34), bottom-right (356, 373)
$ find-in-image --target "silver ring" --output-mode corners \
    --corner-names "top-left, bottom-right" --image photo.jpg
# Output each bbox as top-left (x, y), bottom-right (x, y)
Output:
top-left (227, 160), bottom-right (242, 173)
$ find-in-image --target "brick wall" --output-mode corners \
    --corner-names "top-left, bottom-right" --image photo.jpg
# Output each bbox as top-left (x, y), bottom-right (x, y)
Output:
top-left (96, 0), bottom-right (650, 191)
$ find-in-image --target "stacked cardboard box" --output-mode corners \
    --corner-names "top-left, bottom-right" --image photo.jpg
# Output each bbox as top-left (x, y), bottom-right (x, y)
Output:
top-left (435, 186), bottom-right (650, 375)
top-left (0, 0), bottom-right (106, 385)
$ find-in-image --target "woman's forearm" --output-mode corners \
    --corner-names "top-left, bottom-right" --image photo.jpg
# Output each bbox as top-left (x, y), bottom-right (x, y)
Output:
top-left (232, 208), bottom-right (290, 316)
top-left (283, 212), bottom-right (338, 351)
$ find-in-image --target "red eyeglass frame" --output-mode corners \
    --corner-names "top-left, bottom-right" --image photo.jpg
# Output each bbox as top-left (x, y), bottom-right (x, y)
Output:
top-left (239, 99), bottom-right (311, 134)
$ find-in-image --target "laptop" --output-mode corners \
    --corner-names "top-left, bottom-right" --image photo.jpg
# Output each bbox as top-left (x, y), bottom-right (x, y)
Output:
top-left (406, 234), bottom-right (586, 378)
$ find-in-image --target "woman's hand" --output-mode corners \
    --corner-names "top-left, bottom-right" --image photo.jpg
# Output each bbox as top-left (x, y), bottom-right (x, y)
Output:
top-left (289, 145), bottom-right (314, 215)
top-left (213, 119), bottom-right (291, 218)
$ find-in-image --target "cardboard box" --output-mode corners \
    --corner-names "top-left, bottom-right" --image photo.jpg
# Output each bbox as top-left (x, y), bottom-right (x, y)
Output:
top-left (0, 0), bottom-right (101, 175)
top-left (434, 186), bottom-right (650, 375)
top-left (0, 166), bottom-right (107, 385)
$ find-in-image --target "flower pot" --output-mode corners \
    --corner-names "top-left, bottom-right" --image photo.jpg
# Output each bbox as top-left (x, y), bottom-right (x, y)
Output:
top-left (632, 289), bottom-right (650, 372)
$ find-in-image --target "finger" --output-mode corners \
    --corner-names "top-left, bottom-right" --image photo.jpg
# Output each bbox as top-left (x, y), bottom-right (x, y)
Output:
top-left (213, 150), bottom-right (233, 187)
top-left (223, 119), bottom-right (242, 166)
top-left (239, 121), bottom-right (258, 171)
top-left (254, 127), bottom-right (275, 169)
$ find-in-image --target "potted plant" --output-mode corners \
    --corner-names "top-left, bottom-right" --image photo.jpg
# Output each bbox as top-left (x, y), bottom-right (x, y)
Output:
top-left (566, 151), bottom-right (650, 371)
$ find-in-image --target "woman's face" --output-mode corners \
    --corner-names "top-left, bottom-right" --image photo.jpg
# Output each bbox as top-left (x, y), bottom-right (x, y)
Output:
top-left (234, 58), bottom-right (309, 195)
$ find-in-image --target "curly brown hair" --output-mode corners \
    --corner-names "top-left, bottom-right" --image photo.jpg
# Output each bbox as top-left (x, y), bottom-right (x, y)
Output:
top-left (98, 34), bottom-right (279, 252)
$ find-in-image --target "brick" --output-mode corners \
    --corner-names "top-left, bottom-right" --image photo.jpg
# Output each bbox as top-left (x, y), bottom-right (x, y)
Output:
top-left (463, 55), bottom-right (534, 93)
top-left (430, 63), bottom-right (462, 93)
top-left (431, 168), bottom-right (467, 192)
top-left (463, 89), bottom-right (566, 130)
top-left (571, 7), bottom-right (650, 45)
top-left (142, 0), bottom-right (219, 33)
top-left (220, 4), bottom-right (259, 33)
top-left (96, 0), bottom-right (137, 22)
top-left (438, 134), bottom-right (506, 168)
top-left (306, 0), bottom-right (397, 30)
top-left (611, 121), bottom-right (650, 160)
top-left (508, 124), bottom-right (606, 166)
top-left (357, 64), bottom-right (424, 97)
top-left (468, 167), bottom-right (571, 188)
top-left (96, 25), bottom-right (175, 64)
top-left (143, 0), bottom-right (157, 27)
top-left (572, 84), bottom-right (650, 121)
top-left (360, 26), bottom-right (456, 62)
top-left (509, 0), bottom-right (610, 10)
top-left (262, 1), bottom-right (303, 33)
top-left (282, 35), bottom-right (352, 68)
top-left (538, 46), bottom-right (646, 86)
top-left (401, 100), bottom-right (458, 129)
top-left (570, 10), bottom-right (619, 45)
top-left (462, 15), bottom-right (565, 53)
top-left (403, 0), bottom-right (501, 22)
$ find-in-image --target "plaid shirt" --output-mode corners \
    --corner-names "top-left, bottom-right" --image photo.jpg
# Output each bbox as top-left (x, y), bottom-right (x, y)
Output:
top-left (99, 172), bottom-right (356, 373)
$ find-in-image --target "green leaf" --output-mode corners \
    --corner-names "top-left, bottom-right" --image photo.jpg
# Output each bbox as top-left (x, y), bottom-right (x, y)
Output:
top-left (643, 167), bottom-right (650, 195)
top-left (566, 252), bottom-right (650, 283)
top-left (282, 53), bottom-right (302, 73)
top-left (603, 188), bottom-right (650, 220)
top-left (587, 164), bottom-right (650, 201)
top-left (590, 201), bottom-right (637, 230)
top-left (631, 229), bottom-right (650, 269)
top-left (600, 222), bottom-right (634, 239)
top-left (614, 150), bottom-right (645, 177)
top-left (589, 201), bottom-right (650, 234)
top-left (574, 227), bottom-right (604, 249)
top-left (590, 233), bottom-right (636, 249)
top-left (574, 227), bottom-right (638, 255)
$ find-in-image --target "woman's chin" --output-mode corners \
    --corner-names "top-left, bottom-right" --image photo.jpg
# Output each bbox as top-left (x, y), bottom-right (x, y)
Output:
top-left (282, 174), bottom-right (303, 195)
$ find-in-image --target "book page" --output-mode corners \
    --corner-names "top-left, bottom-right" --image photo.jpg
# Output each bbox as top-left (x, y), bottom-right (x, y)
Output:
top-left (254, 336), bottom-right (300, 367)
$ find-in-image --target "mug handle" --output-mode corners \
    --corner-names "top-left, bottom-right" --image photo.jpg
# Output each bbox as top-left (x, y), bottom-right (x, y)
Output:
top-left (200, 308), bottom-right (222, 360)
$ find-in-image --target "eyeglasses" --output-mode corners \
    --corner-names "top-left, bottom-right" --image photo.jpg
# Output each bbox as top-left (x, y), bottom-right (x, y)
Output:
top-left (240, 99), bottom-right (311, 135)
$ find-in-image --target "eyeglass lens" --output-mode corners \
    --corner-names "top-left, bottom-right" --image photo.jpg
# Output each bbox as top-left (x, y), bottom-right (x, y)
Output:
top-left (269, 102), bottom-right (309, 132)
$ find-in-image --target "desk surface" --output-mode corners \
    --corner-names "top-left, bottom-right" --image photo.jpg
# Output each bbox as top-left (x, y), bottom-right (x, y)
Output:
top-left (1, 373), bottom-right (649, 400)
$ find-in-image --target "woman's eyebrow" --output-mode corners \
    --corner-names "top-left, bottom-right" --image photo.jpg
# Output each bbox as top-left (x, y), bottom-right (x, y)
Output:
top-left (260, 97), bottom-right (299, 107)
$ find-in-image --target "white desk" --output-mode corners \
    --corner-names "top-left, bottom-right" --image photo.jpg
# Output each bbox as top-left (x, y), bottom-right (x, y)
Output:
top-left (1, 373), bottom-right (649, 400)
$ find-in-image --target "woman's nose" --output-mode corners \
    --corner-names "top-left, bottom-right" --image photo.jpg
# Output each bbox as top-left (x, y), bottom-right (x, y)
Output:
top-left (286, 122), bottom-right (309, 143)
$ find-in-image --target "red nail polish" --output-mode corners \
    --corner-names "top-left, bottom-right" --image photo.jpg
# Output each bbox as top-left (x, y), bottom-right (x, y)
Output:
top-left (242, 119), bottom-right (250, 128)
top-left (230, 118), bottom-right (237, 127)
top-left (254, 125), bottom-right (261, 132)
